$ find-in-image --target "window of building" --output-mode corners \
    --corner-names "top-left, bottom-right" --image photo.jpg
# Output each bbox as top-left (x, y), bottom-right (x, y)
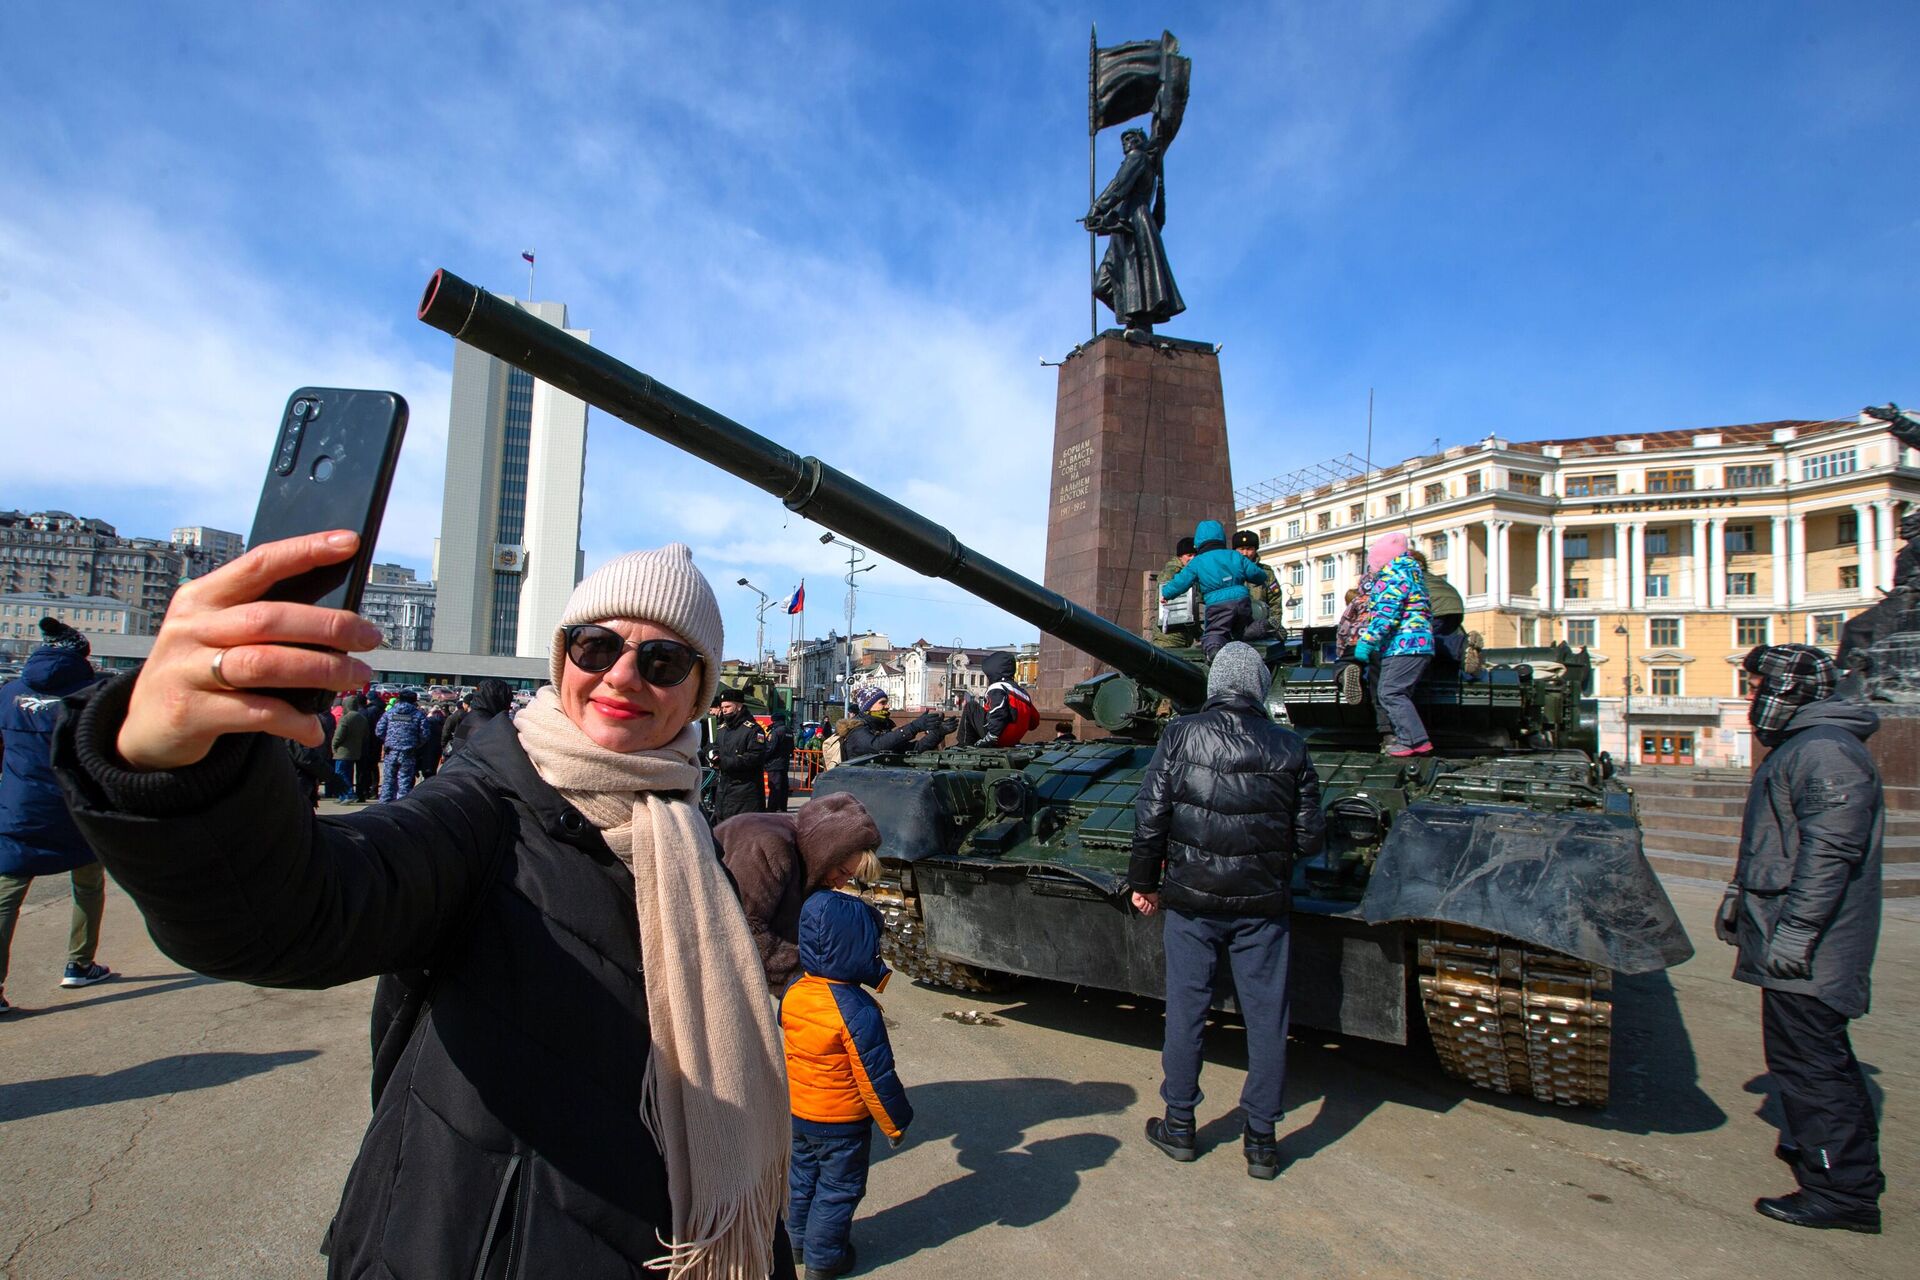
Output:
top-left (1319, 591), bottom-right (1335, 618)
top-left (1644, 527), bottom-right (1670, 556)
top-left (1725, 463), bottom-right (1774, 488)
top-left (1289, 563), bottom-right (1306, 587)
top-left (1518, 618), bottom-right (1537, 645)
top-left (1352, 550), bottom-right (1368, 576)
top-left (1286, 600), bottom-right (1303, 623)
top-left (1564, 473), bottom-right (1617, 498)
top-left (1727, 571), bottom-right (1757, 596)
top-left (1428, 533), bottom-right (1449, 559)
top-left (1464, 472), bottom-right (1483, 494)
top-left (1424, 482), bottom-right (1445, 505)
top-left (1837, 512), bottom-right (1858, 545)
top-left (1349, 503), bottom-right (1365, 523)
top-left (1801, 450), bottom-right (1858, 482)
top-left (1319, 557), bottom-right (1336, 582)
top-left (1840, 564), bottom-right (1861, 590)
top-left (1565, 618), bottom-right (1597, 648)
top-left (1724, 523), bottom-right (1756, 554)
top-left (1736, 617), bottom-right (1770, 646)
top-left (1648, 617), bottom-right (1681, 647)
top-left (1317, 511), bottom-right (1333, 532)
top-left (1285, 518), bottom-right (1301, 540)
top-left (1506, 471), bottom-right (1542, 495)
top-left (1645, 468), bottom-right (1694, 493)
top-left (1566, 578), bottom-right (1590, 599)
top-left (1645, 574), bottom-right (1670, 598)
top-left (1386, 493), bottom-right (1403, 514)
top-left (1650, 667), bottom-right (1682, 697)
top-left (1562, 532), bottom-right (1589, 559)
top-left (1811, 613), bottom-right (1844, 647)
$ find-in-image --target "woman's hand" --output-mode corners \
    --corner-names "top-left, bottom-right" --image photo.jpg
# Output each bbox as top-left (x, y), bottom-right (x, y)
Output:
top-left (116, 531), bottom-right (382, 771)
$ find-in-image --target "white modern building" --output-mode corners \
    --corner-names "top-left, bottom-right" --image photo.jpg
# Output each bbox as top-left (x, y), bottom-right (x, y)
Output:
top-left (170, 526), bottom-right (245, 578)
top-left (432, 297), bottom-right (590, 658)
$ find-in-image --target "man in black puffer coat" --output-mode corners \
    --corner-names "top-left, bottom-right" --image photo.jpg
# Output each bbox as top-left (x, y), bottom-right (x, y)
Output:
top-left (1718, 644), bottom-right (1885, 1234)
top-left (1129, 642), bottom-right (1322, 1181)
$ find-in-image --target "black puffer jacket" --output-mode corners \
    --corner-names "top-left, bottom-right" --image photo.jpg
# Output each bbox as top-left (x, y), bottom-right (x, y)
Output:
top-left (48, 674), bottom-right (774, 1279)
top-left (1128, 691), bottom-right (1325, 917)
top-left (1731, 697), bottom-right (1883, 1018)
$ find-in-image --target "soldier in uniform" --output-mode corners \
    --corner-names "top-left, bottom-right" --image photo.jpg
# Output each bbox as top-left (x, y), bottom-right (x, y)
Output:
top-left (1152, 537), bottom-right (1197, 648)
top-left (708, 688), bottom-right (770, 824)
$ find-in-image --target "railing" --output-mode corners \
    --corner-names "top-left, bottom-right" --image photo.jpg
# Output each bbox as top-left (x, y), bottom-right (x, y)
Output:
top-left (1628, 696), bottom-right (1721, 715)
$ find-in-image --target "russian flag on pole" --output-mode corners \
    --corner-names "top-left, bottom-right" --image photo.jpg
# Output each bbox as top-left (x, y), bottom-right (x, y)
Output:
top-left (786, 583), bottom-right (805, 614)
top-left (521, 251), bottom-right (536, 265)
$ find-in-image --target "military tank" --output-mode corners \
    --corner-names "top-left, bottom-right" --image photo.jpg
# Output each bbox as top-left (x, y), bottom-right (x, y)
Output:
top-left (417, 268), bottom-right (1694, 1107)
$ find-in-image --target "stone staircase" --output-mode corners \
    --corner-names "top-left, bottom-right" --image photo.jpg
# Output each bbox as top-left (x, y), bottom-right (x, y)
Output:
top-left (1631, 772), bottom-right (1920, 898)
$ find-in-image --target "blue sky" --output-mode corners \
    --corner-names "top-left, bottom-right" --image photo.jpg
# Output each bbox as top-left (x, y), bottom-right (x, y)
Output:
top-left (2, 2), bottom-right (1913, 659)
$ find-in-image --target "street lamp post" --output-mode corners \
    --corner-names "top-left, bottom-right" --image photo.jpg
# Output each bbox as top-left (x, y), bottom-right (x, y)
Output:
top-left (820, 533), bottom-right (873, 707)
top-left (736, 578), bottom-right (770, 677)
top-left (1615, 621), bottom-right (1633, 775)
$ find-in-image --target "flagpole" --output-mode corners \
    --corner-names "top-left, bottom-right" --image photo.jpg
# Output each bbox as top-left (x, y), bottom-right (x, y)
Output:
top-left (526, 253), bottom-right (535, 302)
top-left (1088, 24), bottom-right (1098, 342)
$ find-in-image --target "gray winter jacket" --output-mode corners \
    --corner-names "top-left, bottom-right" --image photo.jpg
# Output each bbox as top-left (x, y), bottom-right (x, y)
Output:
top-left (1730, 697), bottom-right (1883, 1017)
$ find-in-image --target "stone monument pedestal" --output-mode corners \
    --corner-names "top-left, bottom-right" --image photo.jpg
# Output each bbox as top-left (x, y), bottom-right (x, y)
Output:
top-left (1033, 331), bottom-right (1234, 722)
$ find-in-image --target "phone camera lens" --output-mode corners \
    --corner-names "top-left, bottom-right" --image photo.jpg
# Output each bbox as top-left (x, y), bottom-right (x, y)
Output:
top-left (311, 455), bottom-right (335, 482)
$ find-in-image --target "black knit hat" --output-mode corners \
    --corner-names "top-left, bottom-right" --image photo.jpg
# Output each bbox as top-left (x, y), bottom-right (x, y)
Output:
top-left (1175, 536), bottom-right (1195, 557)
top-left (36, 616), bottom-right (90, 657)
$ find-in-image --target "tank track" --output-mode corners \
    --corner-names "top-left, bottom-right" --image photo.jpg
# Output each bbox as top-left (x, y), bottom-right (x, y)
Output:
top-left (1416, 925), bottom-right (1613, 1107)
top-left (858, 867), bottom-right (1018, 994)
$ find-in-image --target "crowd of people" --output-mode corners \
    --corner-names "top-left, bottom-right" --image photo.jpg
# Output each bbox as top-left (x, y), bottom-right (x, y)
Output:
top-left (0, 517), bottom-right (1889, 1272)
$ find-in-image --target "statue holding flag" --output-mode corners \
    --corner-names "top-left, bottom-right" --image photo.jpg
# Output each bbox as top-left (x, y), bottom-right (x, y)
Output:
top-left (1082, 29), bottom-right (1192, 338)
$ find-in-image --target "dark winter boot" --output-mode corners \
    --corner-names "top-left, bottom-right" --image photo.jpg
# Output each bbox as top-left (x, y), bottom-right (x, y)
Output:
top-left (1337, 662), bottom-right (1364, 705)
top-left (1144, 1115), bottom-right (1197, 1163)
top-left (1754, 1192), bottom-right (1880, 1234)
top-left (1244, 1128), bottom-right (1281, 1180)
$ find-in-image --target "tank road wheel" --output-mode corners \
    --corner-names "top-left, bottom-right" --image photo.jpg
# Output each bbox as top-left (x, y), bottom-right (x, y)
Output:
top-left (1416, 925), bottom-right (1613, 1107)
top-left (858, 867), bottom-right (1018, 995)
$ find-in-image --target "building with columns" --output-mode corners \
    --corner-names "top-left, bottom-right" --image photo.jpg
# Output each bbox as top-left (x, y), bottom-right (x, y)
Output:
top-left (1236, 412), bottom-right (1920, 768)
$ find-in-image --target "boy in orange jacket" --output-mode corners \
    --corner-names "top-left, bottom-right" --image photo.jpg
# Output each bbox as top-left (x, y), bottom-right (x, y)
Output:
top-left (779, 892), bottom-right (913, 1279)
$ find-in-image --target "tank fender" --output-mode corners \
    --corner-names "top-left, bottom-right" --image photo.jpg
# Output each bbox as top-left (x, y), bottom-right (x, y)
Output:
top-left (810, 766), bottom-right (970, 862)
top-left (1359, 802), bottom-right (1694, 973)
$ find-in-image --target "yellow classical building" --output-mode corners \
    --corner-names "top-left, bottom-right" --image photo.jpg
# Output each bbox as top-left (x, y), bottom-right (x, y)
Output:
top-left (1236, 413), bottom-right (1920, 768)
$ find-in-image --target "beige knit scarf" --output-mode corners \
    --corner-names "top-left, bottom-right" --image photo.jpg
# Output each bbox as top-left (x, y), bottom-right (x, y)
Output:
top-left (514, 687), bottom-right (788, 1279)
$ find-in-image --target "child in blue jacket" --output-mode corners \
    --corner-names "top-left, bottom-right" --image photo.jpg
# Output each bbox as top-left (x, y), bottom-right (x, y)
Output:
top-left (780, 892), bottom-right (913, 1279)
top-left (1159, 519), bottom-right (1273, 656)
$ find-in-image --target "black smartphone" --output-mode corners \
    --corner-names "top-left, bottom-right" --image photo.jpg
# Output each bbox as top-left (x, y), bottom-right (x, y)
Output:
top-left (245, 387), bottom-right (408, 713)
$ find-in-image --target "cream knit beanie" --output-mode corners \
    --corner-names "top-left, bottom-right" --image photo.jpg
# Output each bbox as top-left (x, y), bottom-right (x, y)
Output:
top-left (548, 543), bottom-right (725, 710)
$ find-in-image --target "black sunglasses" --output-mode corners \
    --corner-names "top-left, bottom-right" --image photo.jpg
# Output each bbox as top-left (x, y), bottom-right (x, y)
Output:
top-left (562, 625), bottom-right (700, 686)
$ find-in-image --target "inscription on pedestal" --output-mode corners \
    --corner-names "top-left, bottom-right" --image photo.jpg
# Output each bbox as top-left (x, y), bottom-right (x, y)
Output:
top-left (1033, 332), bottom-right (1234, 719)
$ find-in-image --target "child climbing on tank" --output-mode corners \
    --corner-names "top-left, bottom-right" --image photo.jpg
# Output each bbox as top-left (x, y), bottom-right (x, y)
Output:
top-left (1353, 532), bottom-right (1434, 756)
top-left (1158, 519), bottom-right (1273, 657)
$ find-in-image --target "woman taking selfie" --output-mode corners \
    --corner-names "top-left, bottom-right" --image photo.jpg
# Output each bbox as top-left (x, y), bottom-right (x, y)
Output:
top-left (50, 532), bottom-right (792, 1280)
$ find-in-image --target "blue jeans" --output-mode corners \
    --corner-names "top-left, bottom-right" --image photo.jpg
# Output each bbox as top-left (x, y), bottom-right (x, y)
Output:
top-left (378, 749), bottom-right (417, 802)
top-left (1160, 909), bottom-right (1291, 1136)
top-left (331, 759), bottom-right (355, 799)
top-left (788, 1117), bottom-right (871, 1269)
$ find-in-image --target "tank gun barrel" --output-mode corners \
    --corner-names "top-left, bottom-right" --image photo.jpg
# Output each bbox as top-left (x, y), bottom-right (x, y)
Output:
top-left (417, 269), bottom-right (1209, 709)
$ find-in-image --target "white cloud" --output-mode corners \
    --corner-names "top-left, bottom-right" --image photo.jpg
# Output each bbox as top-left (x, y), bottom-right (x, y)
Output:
top-left (0, 197), bottom-right (452, 570)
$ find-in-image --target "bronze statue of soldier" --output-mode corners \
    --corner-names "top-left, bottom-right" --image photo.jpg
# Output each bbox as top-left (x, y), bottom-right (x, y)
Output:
top-left (1084, 127), bottom-right (1186, 338)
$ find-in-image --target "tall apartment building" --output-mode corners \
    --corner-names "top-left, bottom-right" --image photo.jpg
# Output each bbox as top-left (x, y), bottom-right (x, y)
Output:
top-left (432, 297), bottom-right (590, 658)
top-left (787, 631), bottom-right (893, 721)
top-left (0, 510), bottom-right (186, 633)
top-left (361, 563), bottom-right (437, 652)
top-left (170, 526), bottom-right (246, 578)
top-left (0, 592), bottom-right (152, 657)
top-left (1236, 413), bottom-right (1920, 768)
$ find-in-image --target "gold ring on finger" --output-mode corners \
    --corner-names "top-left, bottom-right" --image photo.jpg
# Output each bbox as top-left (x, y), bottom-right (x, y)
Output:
top-left (210, 648), bottom-right (238, 691)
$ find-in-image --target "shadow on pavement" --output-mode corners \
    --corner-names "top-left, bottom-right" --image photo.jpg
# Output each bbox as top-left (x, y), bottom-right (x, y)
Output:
top-left (854, 1076), bottom-right (1131, 1267)
top-left (0, 1049), bottom-right (321, 1122)
top-left (5, 972), bottom-right (220, 1019)
top-left (985, 966), bottom-right (1723, 1154)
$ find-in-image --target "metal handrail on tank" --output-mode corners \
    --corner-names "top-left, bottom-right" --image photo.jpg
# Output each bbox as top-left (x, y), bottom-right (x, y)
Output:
top-left (417, 268), bottom-right (1209, 709)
